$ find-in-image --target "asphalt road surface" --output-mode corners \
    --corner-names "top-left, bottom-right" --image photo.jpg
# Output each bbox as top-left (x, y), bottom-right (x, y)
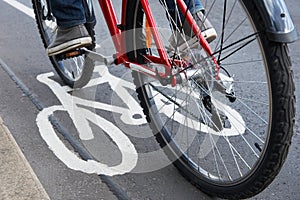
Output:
top-left (0, 0), bottom-right (299, 199)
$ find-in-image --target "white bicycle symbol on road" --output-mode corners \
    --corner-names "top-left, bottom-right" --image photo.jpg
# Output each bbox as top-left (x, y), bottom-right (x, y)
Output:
top-left (36, 65), bottom-right (245, 176)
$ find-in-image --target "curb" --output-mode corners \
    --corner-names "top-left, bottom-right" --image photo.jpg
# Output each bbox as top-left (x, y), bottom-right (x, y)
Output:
top-left (0, 117), bottom-right (50, 200)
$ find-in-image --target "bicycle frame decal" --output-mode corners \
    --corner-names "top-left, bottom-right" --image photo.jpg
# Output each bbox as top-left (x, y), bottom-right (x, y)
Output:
top-left (35, 65), bottom-right (245, 175)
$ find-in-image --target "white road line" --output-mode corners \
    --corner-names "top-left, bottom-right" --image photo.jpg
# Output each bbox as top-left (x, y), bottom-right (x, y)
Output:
top-left (3, 0), bottom-right (35, 19)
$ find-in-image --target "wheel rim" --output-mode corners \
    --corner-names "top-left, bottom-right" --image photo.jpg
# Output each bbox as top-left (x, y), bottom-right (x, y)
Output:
top-left (131, 0), bottom-right (272, 184)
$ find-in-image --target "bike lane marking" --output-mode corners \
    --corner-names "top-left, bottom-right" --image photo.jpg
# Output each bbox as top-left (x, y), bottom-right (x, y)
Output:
top-left (2, 0), bottom-right (247, 176)
top-left (2, 0), bottom-right (141, 178)
top-left (2, 0), bottom-right (139, 175)
top-left (34, 65), bottom-right (246, 174)
top-left (0, 57), bottom-right (132, 200)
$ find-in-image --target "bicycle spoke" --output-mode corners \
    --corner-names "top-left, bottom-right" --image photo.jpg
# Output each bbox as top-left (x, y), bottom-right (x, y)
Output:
top-left (218, 37), bottom-right (257, 62)
top-left (128, 0), bottom-right (287, 192)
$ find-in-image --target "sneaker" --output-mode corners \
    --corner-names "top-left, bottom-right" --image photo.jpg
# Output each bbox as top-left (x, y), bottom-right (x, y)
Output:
top-left (47, 24), bottom-right (92, 56)
top-left (191, 11), bottom-right (217, 43)
top-left (169, 11), bottom-right (217, 52)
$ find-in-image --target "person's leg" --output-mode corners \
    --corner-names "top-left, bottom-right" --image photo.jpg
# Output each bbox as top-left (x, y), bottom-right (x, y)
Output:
top-left (47, 0), bottom-right (92, 56)
top-left (184, 0), bottom-right (204, 14)
top-left (49, 0), bottom-right (86, 27)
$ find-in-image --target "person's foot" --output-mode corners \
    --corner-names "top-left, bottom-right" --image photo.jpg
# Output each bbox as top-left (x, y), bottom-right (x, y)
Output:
top-left (47, 24), bottom-right (92, 56)
top-left (169, 11), bottom-right (217, 52)
top-left (192, 11), bottom-right (217, 43)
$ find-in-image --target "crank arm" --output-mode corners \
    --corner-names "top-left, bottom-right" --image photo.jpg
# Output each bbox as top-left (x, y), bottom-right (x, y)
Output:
top-left (82, 48), bottom-right (115, 65)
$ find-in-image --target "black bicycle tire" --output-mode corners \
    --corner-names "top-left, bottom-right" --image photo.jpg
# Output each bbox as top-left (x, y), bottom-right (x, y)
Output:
top-left (32, 0), bottom-right (95, 88)
top-left (125, 1), bottom-right (295, 199)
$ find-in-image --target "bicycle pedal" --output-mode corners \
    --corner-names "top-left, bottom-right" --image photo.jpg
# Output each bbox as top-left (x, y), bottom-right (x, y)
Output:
top-left (57, 49), bottom-right (85, 60)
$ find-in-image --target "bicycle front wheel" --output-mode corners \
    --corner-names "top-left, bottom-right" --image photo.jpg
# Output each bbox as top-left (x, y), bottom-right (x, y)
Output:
top-left (125, 0), bottom-right (295, 199)
top-left (32, 0), bottom-right (95, 88)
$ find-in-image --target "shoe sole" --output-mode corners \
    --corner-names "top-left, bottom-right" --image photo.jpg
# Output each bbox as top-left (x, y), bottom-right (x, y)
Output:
top-left (168, 28), bottom-right (217, 53)
top-left (201, 28), bottom-right (217, 43)
top-left (47, 37), bottom-right (92, 56)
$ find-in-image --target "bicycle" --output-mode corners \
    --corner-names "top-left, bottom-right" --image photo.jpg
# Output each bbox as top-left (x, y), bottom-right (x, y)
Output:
top-left (32, 0), bottom-right (297, 199)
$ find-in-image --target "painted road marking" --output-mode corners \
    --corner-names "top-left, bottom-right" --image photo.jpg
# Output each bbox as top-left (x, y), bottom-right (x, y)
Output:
top-left (3, 0), bottom-right (35, 18)
top-left (3, 0), bottom-right (246, 175)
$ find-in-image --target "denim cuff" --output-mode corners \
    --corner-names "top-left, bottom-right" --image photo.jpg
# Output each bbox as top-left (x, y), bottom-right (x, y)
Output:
top-left (189, 5), bottom-right (205, 14)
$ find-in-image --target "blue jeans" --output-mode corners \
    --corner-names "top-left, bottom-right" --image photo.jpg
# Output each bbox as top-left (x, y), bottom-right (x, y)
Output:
top-left (50, 0), bottom-right (203, 28)
top-left (50, 0), bottom-right (96, 27)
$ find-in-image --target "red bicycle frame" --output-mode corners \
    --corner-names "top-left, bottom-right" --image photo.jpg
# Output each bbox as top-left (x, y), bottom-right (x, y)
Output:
top-left (97, 0), bottom-right (219, 85)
